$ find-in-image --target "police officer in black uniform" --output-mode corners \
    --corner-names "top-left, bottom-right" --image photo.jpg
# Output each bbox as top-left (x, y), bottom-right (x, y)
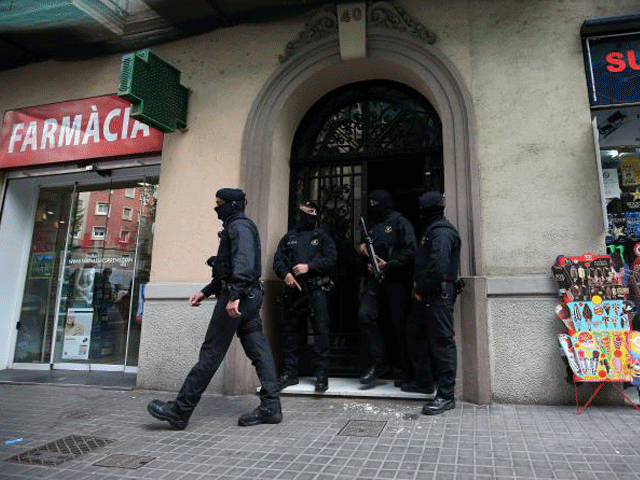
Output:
top-left (273, 200), bottom-right (337, 393)
top-left (147, 188), bottom-right (282, 429)
top-left (358, 190), bottom-right (417, 386)
top-left (407, 191), bottom-right (461, 415)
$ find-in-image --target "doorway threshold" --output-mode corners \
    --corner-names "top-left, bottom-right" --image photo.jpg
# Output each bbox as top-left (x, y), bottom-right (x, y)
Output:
top-left (280, 377), bottom-right (434, 400)
top-left (0, 368), bottom-right (136, 390)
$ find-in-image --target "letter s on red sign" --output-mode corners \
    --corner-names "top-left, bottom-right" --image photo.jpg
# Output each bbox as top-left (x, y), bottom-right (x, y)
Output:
top-left (606, 52), bottom-right (626, 73)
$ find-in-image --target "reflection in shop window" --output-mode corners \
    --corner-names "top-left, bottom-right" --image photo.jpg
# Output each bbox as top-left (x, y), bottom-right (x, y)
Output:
top-left (95, 202), bottom-right (109, 216)
top-left (119, 230), bottom-right (130, 243)
top-left (92, 226), bottom-right (106, 240)
top-left (73, 200), bottom-right (84, 238)
top-left (122, 207), bottom-right (133, 220)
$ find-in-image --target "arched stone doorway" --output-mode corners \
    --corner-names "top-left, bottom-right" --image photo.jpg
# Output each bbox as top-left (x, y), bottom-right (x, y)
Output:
top-left (289, 79), bottom-right (443, 376)
top-left (236, 4), bottom-right (490, 403)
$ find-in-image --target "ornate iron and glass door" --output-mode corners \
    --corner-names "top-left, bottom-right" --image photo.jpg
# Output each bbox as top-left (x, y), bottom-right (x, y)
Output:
top-left (289, 80), bottom-right (443, 376)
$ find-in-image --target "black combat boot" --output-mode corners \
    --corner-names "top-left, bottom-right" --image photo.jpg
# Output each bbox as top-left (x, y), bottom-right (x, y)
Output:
top-left (400, 381), bottom-right (437, 398)
top-left (422, 397), bottom-right (455, 415)
top-left (277, 371), bottom-right (299, 390)
top-left (394, 378), bottom-right (407, 388)
top-left (359, 362), bottom-right (391, 385)
top-left (147, 400), bottom-right (190, 430)
top-left (315, 372), bottom-right (328, 393)
top-left (238, 404), bottom-right (283, 427)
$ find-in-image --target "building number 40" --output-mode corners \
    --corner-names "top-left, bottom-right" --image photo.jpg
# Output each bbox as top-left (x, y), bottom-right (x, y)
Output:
top-left (340, 7), bottom-right (363, 23)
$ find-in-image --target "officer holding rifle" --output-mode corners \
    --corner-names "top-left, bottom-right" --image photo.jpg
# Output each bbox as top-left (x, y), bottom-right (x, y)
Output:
top-left (357, 190), bottom-right (416, 387)
top-left (273, 200), bottom-right (337, 393)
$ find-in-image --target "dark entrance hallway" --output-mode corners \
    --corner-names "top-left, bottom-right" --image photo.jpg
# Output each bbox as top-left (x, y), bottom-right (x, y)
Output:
top-left (287, 80), bottom-right (443, 378)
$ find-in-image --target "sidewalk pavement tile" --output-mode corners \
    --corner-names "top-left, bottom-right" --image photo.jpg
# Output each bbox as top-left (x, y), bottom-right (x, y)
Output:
top-left (1, 384), bottom-right (640, 479)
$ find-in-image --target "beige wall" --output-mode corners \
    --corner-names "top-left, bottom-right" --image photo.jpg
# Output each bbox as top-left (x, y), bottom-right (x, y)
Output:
top-left (148, 23), bottom-right (302, 284)
top-left (468, 1), bottom-right (603, 275)
top-left (0, 57), bottom-right (120, 109)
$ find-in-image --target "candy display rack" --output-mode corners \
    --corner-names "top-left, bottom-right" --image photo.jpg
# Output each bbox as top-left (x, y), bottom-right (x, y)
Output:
top-left (552, 253), bottom-right (640, 414)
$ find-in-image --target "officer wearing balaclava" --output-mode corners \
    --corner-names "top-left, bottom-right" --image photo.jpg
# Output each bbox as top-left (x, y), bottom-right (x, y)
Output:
top-left (148, 188), bottom-right (282, 429)
top-left (357, 190), bottom-right (417, 387)
top-left (406, 191), bottom-right (461, 415)
top-left (273, 200), bottom-right (337, 393)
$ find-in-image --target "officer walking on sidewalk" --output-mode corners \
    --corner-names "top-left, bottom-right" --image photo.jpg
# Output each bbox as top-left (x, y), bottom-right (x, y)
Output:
top-left (406, 191), bottom-right (462, 415)
top-left (147, 188), bottom-right (282, 429)
top-left (273, 200), bottom-right (337, 393)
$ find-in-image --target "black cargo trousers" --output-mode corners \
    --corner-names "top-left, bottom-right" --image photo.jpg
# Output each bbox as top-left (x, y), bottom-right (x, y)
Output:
top-left (278, 286), bottom-right (330, 375)
top-left (175, 286), bottom-right (280, 415)
top-left (358, 277), bottom-right (412, 374)
top-left (405, 295), bottom-right (456, 400)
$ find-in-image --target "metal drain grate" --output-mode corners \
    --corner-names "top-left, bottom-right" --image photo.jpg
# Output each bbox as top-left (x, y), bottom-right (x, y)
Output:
top-left (93, 454), bottom-right (156, 469)
top-left (4, 435), bottom-right (115, 466)
top-left (338, 420), bottom-right (386, 437)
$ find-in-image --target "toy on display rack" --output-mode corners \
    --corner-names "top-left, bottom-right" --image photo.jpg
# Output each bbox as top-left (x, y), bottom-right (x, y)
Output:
top-left (552, 253), bottom-right (637, 383)
top-left (629, 331), bottom-right (640, 386)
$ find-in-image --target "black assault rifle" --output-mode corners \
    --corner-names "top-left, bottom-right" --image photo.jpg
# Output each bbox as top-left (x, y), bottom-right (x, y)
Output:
top-left (360, 217), bottom-right (384, 283)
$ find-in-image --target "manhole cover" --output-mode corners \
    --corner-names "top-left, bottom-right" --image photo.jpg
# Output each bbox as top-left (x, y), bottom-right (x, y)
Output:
top-left (93, 454), bottom-right (156, 469)
top-left (338, 420), bottom-right (386, 437)
top-left (4, 435), bottom-right (115, 466)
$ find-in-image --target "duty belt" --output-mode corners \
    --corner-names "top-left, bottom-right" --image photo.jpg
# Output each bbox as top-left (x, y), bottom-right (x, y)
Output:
top-left (440, 279), bottom-right (464, 299)
top-left (307, 276), bottom-right (333, 291)
top-left (220, 280), bottom-right (263, 294)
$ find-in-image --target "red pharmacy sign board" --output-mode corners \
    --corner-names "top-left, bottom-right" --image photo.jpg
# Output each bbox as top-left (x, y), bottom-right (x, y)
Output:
top-left (0, 94), bottom-right (163, 169)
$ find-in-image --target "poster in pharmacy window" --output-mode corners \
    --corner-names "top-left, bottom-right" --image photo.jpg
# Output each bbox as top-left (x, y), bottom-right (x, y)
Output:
top-left (62, 308), bottom-right (93, 360)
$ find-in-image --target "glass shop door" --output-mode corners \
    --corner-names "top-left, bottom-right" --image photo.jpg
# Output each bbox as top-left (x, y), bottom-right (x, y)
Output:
top-left (12, 179), bottom-right (157, 371)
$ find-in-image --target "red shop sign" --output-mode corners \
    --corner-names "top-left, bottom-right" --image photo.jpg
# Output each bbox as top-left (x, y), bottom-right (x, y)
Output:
top-left (0, 94), bottom-right (164, 169)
